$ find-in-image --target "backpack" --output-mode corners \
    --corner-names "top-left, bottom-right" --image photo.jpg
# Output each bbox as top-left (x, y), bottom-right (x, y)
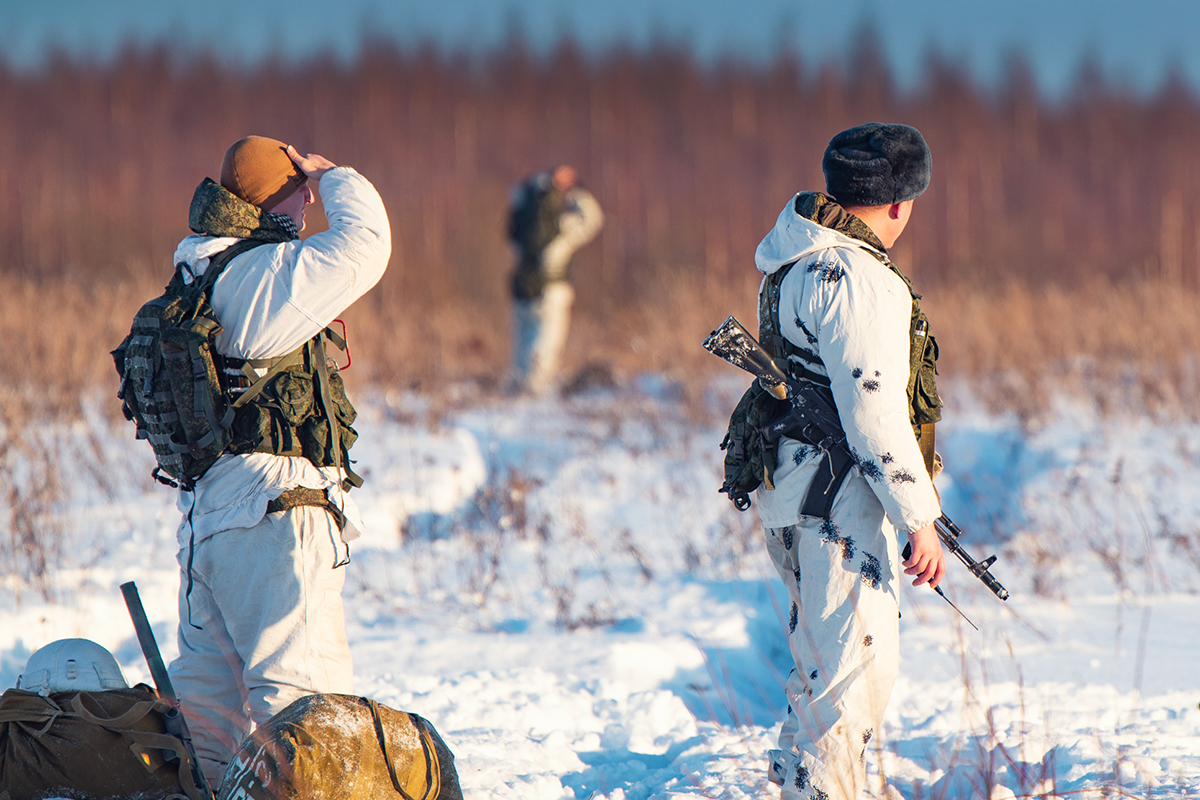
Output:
top-left (508, 178), bottom-right (564, 300)
top-left (718, 379), bottom-right (790, 510)
top-left (0, 685), bottom-right (207, 800)
top-left (217, 694), bottom-right (462, 800)
top-left (112, 240), bottom-right (268, 491)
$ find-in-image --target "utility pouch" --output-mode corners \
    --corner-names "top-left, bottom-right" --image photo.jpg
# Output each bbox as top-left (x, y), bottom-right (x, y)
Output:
top-left (719, 380), bottom-right (789, 510)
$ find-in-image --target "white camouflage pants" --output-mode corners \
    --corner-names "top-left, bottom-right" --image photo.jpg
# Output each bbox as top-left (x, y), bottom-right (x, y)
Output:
top-left (510, 281), bottom-right (574, 395)
top-left (168, 506), bottom-right (354, 787)
top-left (764, 474), bottom-right (901, 800)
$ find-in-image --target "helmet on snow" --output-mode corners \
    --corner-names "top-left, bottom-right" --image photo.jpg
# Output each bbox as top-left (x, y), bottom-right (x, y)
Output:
top-left (17, 638), bottom-right (128, 694)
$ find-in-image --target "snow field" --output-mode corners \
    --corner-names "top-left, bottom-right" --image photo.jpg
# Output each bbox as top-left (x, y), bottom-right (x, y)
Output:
top-left (2, 379), bottom-right (1199, 798)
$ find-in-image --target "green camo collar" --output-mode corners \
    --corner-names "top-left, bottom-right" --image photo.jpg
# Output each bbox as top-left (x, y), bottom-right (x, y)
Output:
top-left (794, 192), bottom-right (888, 257)
top-left (188, 178), bottom-right (298, 243)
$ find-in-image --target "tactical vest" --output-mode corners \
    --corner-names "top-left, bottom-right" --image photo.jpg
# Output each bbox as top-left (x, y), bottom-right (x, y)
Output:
top-left (761, 193), bottom-right (941, 438)
top-left (756, 203), bottom-right (944, 513)
top-left (509, 178), bottom-right (565, 300)
top-left (759, 253), bottom-right (943, 442)
top-left (114, 242), bottom-right (362, 492)
top-left (223, 327), bottom-right (363, 490)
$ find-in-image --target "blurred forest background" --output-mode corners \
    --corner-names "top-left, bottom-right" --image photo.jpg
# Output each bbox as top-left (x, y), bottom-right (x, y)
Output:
top-left (2, 33), bottom-right (1200, 421)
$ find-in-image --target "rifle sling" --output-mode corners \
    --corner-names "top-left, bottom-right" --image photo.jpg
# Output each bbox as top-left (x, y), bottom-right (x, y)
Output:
top-left (800, 447), bottom-right (856, 519)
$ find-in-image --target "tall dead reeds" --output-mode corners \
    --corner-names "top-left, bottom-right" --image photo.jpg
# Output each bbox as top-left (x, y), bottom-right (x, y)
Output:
top-left (1, 38), bottom-right (1199, 406)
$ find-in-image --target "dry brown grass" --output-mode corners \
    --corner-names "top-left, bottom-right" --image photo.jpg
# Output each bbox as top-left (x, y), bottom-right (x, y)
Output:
top-left (5, 267), bottom-right (1198, 425)
top-left (927, 277), bottom-right (1200, 424)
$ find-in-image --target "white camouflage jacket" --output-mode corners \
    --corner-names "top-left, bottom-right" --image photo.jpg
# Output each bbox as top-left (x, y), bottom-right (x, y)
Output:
top-left (752, 195), bottom-right (941, 534)
top-left (170, 167), bottom-right (391, 549)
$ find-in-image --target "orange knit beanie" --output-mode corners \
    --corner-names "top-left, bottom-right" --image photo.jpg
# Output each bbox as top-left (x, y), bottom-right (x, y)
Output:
top-left (220, 136), bottom-right (308, 210)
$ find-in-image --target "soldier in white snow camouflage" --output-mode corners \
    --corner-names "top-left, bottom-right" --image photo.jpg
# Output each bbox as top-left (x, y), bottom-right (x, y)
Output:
top-left (752, 123), bottom-right (947, 800)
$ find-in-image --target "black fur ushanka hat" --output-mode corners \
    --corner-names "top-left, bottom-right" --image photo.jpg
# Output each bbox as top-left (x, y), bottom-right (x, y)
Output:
top-left (822, 123), bottom-right (932, 206)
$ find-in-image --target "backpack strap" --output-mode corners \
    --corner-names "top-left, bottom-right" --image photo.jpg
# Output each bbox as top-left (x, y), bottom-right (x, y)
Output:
top-left (760, 262), bottom-right (850, 519)
top-left (760, 261), bottom-right (832, 388)
top-left (194, 238), bottom-right (272, 294)
top-left (70, 691), bottom-right (160, 729)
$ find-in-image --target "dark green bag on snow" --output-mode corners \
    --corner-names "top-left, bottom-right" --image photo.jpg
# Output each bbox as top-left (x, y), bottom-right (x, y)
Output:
top-left (0, 685), bottom-right (207, 800)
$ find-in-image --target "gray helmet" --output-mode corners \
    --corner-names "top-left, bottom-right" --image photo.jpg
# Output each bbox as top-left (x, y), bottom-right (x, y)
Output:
top-left (17, 638), bottom-right (128, 694)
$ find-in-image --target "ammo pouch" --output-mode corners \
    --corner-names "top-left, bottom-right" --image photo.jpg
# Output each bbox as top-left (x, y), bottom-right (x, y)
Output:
top-left (0, 685), bottom-right (207, 800)
top-left (719, 380), bottom-right (790, 510)
top-left (218, 694), bottom-right (462, 800)
top-left (225, 326), bottom-right (363, 492)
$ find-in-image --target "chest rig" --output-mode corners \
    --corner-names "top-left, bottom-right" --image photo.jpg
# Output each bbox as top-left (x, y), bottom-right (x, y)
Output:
top-left (758, 193), bottom-right (942, 516)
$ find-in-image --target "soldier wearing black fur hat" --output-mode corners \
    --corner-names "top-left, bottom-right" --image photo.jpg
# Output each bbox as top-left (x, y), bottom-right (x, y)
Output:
top-left (750, 123), bottom-right (945, 800)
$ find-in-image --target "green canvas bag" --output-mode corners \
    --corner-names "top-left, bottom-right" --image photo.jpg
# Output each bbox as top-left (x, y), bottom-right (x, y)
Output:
top-left (0, 685), bottom-right (206, 800)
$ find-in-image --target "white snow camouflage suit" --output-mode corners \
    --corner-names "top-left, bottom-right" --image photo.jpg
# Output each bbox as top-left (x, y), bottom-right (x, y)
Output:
top-left (507, 174), bottom-right (603, 395)
top-left (753, 193), bottom-right (941, 800)
top-left (167, 166), bottom-right (390, 787)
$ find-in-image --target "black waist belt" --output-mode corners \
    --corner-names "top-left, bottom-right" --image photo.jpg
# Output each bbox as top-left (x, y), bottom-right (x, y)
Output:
top-left (266, 487), bottom-right (346, 532)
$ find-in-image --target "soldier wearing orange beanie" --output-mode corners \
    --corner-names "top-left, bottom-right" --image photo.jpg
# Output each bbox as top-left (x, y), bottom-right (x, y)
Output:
top-left (155, 135), bottom-right (392, 786)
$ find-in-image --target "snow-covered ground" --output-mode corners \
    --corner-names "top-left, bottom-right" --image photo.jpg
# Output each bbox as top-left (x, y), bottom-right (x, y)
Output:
top-left (3, 378), bottom-right (1199, 799)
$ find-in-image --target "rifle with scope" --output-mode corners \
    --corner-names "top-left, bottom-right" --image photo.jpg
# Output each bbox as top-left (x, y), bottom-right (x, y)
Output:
top-left (702, 315), bottom-right (1010, 606)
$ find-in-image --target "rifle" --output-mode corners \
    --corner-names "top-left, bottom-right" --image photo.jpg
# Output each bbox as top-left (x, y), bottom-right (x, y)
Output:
top-left (702, 316), bottom-right (1010, 611)
top-left (120, 581), bottom-right (215, 800)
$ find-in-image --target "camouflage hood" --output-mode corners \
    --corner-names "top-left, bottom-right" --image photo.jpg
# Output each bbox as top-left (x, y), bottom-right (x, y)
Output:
top-left (755, 192), bottom-right (887, 277)
top-left (188, 178), bottom-right (298, 243)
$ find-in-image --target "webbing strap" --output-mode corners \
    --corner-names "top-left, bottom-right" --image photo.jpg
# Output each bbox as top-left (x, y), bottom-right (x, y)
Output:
top-left (196, 239), bottom-right (268, 294)
top-left (313, 332), bottom-right (363, 490)
top-left (919, 422), bottom-right (937, 477)
top-left (313, 335), bottom-right (341, 473)
top-left (0, 694), bottom-right (66, 735)
top-left (761, 260), bottom-right (831, 388)
top-left (228, 346), bottom-right (304, 408)
top-left (266, 487), bottom-right (347, 533)
top-left (120, 729), bottom-right (209, 800)
top-left (800, 448), bottom-right (856, 520)
top-left (70, 693), bottom-right (160, 729)
top-left (366, 698), bottom-right (439, 800)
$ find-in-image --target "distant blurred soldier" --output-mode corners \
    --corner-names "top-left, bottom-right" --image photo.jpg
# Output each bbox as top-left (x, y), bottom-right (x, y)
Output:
top-left (507, 165), bottom-right (603, 395)
top-left (742, 124), bottom-right (946, 800)
top-left (165, 137), bottom-right (390, 785)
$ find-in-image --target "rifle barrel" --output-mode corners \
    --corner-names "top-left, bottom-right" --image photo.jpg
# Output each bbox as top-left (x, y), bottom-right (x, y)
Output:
top-left (932, 518), bottom-right (1010, 601)
top-left (120, 581), bottom-right (178, 701)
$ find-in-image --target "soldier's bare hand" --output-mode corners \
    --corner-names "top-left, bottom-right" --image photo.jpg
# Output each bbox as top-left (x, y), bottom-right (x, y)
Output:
top-left (286, 145), bottom-right (337, 181)
top-left (903, 524), bottom-right (945, 589)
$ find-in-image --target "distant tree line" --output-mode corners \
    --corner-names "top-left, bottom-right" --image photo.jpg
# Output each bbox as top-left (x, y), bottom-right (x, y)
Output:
top-left (2, 36), bottom-right (1199, 385)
